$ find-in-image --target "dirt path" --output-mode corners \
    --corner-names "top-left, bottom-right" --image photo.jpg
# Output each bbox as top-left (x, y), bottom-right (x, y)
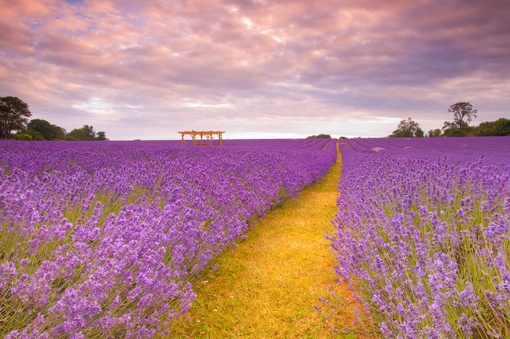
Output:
top-left (166, 141), bottom-right (364, 338)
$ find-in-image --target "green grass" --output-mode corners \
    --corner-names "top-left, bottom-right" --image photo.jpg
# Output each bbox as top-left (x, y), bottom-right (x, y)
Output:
top-left (165, 142), bottom-right (368, 338)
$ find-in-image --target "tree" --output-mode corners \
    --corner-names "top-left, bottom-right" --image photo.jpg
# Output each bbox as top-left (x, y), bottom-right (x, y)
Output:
top-left (27, 119), bottom-right (66, 140)
top-left (446, 102), bottom-right (478, 129)
top-left (442, 125), bottom-right (472, 137)
top-left (474, 118), bottom-right (510, 136)
top-left (389, 117), bottom-right (424, 138)
top-left (66, 125), bottom-right (96, 140)
top-left (13, 133), bottom-right (33, 140)
top-left (18, 129), bottom-right (44, 140)
top-left (96, 131), bottom-right (108, 141)
top-left (306, 134), bottom-right (331, 139)
top-left (427, 128), bottom-right (442, 137)
top-left (0, 96), bottom-right (32, 139)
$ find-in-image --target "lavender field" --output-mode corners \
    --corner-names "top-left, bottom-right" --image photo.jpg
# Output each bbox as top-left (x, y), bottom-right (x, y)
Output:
top-left (333, 137), bottom-right (510, 338)
top-left (0, 139), bottom-right (336, 338)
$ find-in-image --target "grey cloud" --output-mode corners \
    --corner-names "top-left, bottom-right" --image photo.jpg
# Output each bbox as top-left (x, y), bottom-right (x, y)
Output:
top-left (0, 0), bottom-right (509, 139)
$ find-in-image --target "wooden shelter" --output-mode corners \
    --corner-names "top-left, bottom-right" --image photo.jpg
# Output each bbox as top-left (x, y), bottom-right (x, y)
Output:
top-left (178, 130), bottom-right (225, 146)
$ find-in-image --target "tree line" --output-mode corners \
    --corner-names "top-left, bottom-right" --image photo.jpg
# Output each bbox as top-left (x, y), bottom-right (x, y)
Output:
top-left (389, 102), bottom-right (510, 138)
top-left (306, 134), bottom-right (332, 139)
top-left (0, 96), bottom-right (107, 141)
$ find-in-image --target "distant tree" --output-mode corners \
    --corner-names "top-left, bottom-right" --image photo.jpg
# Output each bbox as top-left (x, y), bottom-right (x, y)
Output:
top-left (21, 129), bottom-right (44, 140)
top-left (474, 118), bottom-right (510, 136)
top-left (441, 102), bottom-right (478, 137)
top-left (427, 128), bottom-right (442, 137)
top-left (96, 131), bottom-right (108, 141)
top-left (13, 133), bottom-right (33, 141)
top-left (67, 125), bottom-right (96, 140)
top-left (307, 134), bottom-right (331, 139)
top-left (442, 126), bottom-right (473, 137)
top-left (27, 119), bottom-right (66, 140)
top-left (389, 117), bottom-right (424, 138)
top-left (0, 96), bottom-right (32, 139)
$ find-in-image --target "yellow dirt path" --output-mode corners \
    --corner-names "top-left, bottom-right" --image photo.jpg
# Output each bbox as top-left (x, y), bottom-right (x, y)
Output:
top-left (166, 141), bottom-right (364, 338)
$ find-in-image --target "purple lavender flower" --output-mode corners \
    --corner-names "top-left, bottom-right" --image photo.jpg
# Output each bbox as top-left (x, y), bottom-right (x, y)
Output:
top-left (1, 139), bottom-right (336, 337)
top-left (331, 137), bottom-right (510, 338)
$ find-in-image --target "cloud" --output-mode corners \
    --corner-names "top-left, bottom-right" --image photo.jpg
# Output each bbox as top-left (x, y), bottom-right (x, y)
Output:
top-left (0, 0), bottom-right (509, 139)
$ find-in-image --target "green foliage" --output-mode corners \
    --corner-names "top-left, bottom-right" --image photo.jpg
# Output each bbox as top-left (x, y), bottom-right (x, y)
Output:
top-left (96, 131), bottom-right (108, 141)
top-left (27, 119), bottom-right (66, 140)
top-left (13, 133), bottom-right (33, 140)
top-left (442, 125), bottom-right (474, 137)
top-left (66, 125), bottom-right (107, 141)
top-left (25, 130), bottom-right (45, 140)
top-left (389, 117), bottom-right (424, 138)
top-left (439, 113), bottom-right (509, 137)
top-left (307, 134), bottom-right (332, 139)
top-left (474, 118), bottom-right (510, 136)
top-left (0, 97), bottom-right (108, 141)
top-left (0, 96), bottom-right (32, 139)
top-left (427, 128), bottom-right (442, 137)
top-left (444, 102), bottom-right (478, 131)
top-left (13, 129), bottom-right (45, 141)
top-left (66, 124), bottom-right (96, 140)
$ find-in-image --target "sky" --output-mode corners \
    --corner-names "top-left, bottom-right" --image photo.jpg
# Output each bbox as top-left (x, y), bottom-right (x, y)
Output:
top-left (1, 0), bottom-right (509, 140)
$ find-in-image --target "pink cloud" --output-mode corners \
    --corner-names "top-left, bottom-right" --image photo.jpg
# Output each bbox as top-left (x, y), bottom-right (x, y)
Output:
top-left (0, 0), bottom-right (509, 139)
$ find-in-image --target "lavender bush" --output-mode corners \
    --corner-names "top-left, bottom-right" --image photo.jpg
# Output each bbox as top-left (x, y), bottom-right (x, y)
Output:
top-left (332, 137), bottom-right (510, 338)
top-left (0, 138), bottom-right (336, 338)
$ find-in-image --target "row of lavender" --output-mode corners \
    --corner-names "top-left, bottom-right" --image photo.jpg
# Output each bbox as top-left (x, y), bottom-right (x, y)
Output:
top-left (332, 137), bottom-right (510, 337)
top-left (0, 139), bottom-right (336, 338)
